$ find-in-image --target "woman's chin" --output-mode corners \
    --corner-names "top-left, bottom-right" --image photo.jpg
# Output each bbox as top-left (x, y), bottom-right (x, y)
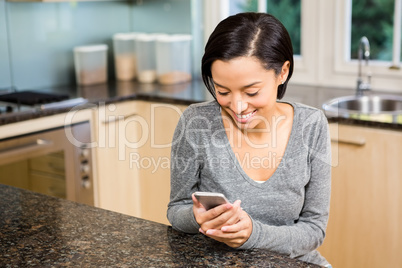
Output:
top-left (233, 119), bottom-right (258, 131)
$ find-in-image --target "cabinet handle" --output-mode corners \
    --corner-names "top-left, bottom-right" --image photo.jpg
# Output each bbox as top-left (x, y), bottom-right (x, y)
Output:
top-left (331, 137), bottom-right (366, 146)
top-left (0, 139), bottom-right (53, 159)
top-left (101, 113), bottom-right (139, 124)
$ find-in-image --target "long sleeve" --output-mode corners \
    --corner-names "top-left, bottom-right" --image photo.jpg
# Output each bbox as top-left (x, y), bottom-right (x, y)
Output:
top-left (167, 106), bottom-right (203, 233)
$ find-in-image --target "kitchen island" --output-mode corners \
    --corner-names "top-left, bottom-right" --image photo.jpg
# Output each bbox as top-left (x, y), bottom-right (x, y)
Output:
top-left (0, 184), bottom-right (319, 267)
top-left (1, 81), bottom-right (401, 268)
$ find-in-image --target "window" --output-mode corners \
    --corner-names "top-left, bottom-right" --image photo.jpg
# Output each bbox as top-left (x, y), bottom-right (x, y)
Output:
top-left (203, 0), bottom-right (402, 92)
top-left (350, 0), bottom-right (401, 67)
top-left (203, 0), bottom-right (320, 86)
top-left (351, 0), bottom-right (402, 68)
top-left (227, 0), bottom-right (302, 55)
top-left (350, 0), bottom-right (394, 61)
top-left (333, 0), bottom-right (402, 92)
top-left (229, 0), bottom-right (259, 13)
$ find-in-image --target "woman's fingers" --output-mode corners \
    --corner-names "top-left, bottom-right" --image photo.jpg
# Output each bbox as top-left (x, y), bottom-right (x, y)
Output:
top-left (198, 203), bottom-right (232, 230)
top-left (221, 212), bottom-right (248, 232)
top-left (204, 227), bottom-right (249, 248)
top-left (192, 194), bottom-right (207, 224)
top-left (192, 193), bottom-right (203, 208)
top-left (202, 211), bottom-right (253, 248)
top-left (193, 193), bottom-right (236, 227)
top-left (199, 200), bottom-right (242, 231)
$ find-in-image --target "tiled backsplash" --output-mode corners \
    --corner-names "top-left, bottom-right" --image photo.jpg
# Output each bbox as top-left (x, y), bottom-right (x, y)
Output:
top-left (0, 0), bottom-right (192, 91)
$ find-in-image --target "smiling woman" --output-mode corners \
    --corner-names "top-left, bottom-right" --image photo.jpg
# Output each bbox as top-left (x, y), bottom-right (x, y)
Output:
top-left (211, 57), bottom-right (290, 130)
top-left (167, 13), bottom-right (332, 267)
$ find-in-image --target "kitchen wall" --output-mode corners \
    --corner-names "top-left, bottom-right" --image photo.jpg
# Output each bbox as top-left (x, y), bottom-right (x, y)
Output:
top-left (0, 0), bottom-right (192, 91)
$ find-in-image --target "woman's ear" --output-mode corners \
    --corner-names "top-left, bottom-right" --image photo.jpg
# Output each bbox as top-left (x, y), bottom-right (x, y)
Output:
top-left (280, 61), bottom-right (290, 82)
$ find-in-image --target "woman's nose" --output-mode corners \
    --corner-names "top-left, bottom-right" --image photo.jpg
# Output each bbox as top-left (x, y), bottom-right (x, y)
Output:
top-left (231, 99), bottom-right (248, 114)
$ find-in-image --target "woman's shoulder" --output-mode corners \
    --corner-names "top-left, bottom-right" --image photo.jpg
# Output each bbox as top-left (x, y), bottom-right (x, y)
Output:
top-left (188, 99), bottom-right (220, 110)
top-left (292, 101), bottom-right (323, 114)
top-left (284, 101), bottom-right (328, 124)
top-left (183, 100), bottom-right (220, 118)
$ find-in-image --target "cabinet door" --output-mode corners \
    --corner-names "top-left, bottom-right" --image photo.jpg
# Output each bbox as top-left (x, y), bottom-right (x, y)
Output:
top-left (95, 100), bottom-right (187, 224)
top-left (318, 124), bottom-right (402, 268)
top-left (29, 172), bottom-right (66, 199)
top-left (94, 101), bottom-right (145, 217)
top-left (0, 160), bottom-right (30, 189)
top-left (137, 102), bottom-right (187, 225)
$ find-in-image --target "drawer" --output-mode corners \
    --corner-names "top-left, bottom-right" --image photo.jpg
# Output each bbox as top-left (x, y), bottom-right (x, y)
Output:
top-left (0, 160), bottom-right (30, 189)
top-left (29, 151), bottom-right (65, 176)
top-left (29, 171), bottom-right (66, 199)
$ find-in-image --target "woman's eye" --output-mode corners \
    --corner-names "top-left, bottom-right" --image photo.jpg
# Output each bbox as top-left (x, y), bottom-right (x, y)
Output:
top-left (217, 91), bottom-right (229, 96)
top-left (246, 91), bottom-right (259, 97)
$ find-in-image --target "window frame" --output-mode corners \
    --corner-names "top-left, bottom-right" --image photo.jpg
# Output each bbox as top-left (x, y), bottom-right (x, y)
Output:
top-left (330, 0), bottom-right (402, 92)
top-left (202, 0), bottom-right (402, 93)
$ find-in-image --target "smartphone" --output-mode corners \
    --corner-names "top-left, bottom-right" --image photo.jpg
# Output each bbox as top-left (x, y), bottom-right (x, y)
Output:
top-left (194, 191), bottom-right (229, 210)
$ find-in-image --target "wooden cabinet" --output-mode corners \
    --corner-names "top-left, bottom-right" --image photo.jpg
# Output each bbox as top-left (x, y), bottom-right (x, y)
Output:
top-left (0, 161), bottom-right (30, 189)
top-left (94, 100), bottom-right (144, 217)
top-left (318, 123), bottom-right (402, 268)
top-left (94, 100), bottom-right (187, 224)
top-left (136, 102), bottom-right (187, 224)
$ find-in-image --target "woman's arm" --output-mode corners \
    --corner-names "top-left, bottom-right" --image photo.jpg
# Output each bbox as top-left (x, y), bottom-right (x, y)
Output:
top-left (167, 106), bottom-right (203, 233)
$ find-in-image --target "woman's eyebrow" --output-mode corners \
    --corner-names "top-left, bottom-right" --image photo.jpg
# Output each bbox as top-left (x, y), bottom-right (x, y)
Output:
top-left (213, 81), bottom-right (229, 89)
top-left (213, 81), bottom-right (262, 90)
top-left (242, 81), bottom-right (262, 89)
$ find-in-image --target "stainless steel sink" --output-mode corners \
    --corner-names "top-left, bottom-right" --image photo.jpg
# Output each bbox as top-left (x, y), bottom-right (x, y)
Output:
top-left (322, 95), bottom-right (402, 124)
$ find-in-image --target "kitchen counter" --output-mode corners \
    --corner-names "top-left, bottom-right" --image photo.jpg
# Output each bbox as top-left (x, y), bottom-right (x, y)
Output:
top-left (0, 184), bottom-right (319, 267)
top-left (0, 80), bottom-right (211, 126)
top-left (1, 79), bottom-right (401, 130)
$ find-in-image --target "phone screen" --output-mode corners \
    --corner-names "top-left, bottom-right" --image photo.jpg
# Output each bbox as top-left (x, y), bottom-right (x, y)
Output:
top-left (194, 192), bottom-right (229, 210)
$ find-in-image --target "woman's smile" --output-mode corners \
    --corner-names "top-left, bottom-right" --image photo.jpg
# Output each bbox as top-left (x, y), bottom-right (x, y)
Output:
top-left (233, 109), bottom-right (257, 123)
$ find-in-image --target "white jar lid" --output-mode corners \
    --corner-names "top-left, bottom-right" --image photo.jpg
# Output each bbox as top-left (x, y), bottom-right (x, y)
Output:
top-left (156, 34), bottom-right (192, 42)
top-left (113, 32), bottom-right (144, 40)
top-left (74, 44), bottom-right (108, 53)
top-left (136, 33), bottom-right (169, 42)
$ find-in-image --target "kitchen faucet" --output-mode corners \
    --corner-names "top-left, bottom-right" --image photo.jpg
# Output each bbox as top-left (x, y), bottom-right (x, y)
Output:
top-left (356, 36), bottom-right (371, 96)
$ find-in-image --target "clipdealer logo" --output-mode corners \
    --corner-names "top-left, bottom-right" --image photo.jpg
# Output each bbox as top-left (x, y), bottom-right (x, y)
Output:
top-left (63, 101), bottom-right (184, 160)
top-left (63, 101), bottom-right (336, 169)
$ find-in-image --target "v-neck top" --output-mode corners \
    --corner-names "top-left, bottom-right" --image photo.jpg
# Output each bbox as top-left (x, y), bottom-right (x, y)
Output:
top-left (167, 100), bottom-right (332, 266)
top-left (220, 101), bottom-right (296, 186)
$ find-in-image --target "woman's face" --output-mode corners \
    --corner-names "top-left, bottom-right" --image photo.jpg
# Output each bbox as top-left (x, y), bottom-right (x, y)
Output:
top-left (211, 56), bottom-right (289, 130)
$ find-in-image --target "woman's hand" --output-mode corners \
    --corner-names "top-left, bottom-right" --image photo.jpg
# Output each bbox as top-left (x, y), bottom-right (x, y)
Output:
top-left (192, 193), bottom-right (252, 248)
top-left (202, 209), bottom-right (252, 248)
top-left (192, 193), bottom-right (241, 230)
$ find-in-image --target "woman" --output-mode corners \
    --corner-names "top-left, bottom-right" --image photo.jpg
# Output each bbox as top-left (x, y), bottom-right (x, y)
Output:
top-left (167, 13), bottom-right (331, 267)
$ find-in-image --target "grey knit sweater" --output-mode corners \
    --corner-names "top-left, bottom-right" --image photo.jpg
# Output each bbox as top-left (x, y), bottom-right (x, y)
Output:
top-left (167, 100), bottom-right (331, 266)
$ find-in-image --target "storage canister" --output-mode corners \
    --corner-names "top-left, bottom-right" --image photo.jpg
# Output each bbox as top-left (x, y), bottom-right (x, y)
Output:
top-left (74, 44), bottom-right (108, 86)
top-left (135, 34), bottom-right (167, 83)
top-left (156, 34), bottom-right (192, 85)
top-left (113, 32), bottom-right (142, 81)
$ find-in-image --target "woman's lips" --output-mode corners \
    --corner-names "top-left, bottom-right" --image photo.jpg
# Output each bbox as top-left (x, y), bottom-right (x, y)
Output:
top-left (233, 110), bottom-right (257, 123)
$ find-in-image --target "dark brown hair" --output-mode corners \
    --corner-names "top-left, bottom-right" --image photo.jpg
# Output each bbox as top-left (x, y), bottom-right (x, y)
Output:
top-left (201, 12), bottom-right (294, 100)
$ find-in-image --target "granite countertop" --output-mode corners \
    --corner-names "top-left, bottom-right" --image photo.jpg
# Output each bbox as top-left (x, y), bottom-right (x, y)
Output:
top-left (0, 184), bottom-right (320, 267)
top-left (1, 79), bottom-right (401, 130)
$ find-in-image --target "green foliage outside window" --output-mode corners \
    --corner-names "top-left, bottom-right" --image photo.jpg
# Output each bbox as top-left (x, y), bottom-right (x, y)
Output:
top-left (236, 0), bottom-right (259, 12)
top-left (237, 0), bottom-right (301, 55)
top-left (351, 0), bottom-right (395, 61)
top-left (238, 0), bottom-right (399, 61)
top-left (267, 0), bottom-right (301, 55)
